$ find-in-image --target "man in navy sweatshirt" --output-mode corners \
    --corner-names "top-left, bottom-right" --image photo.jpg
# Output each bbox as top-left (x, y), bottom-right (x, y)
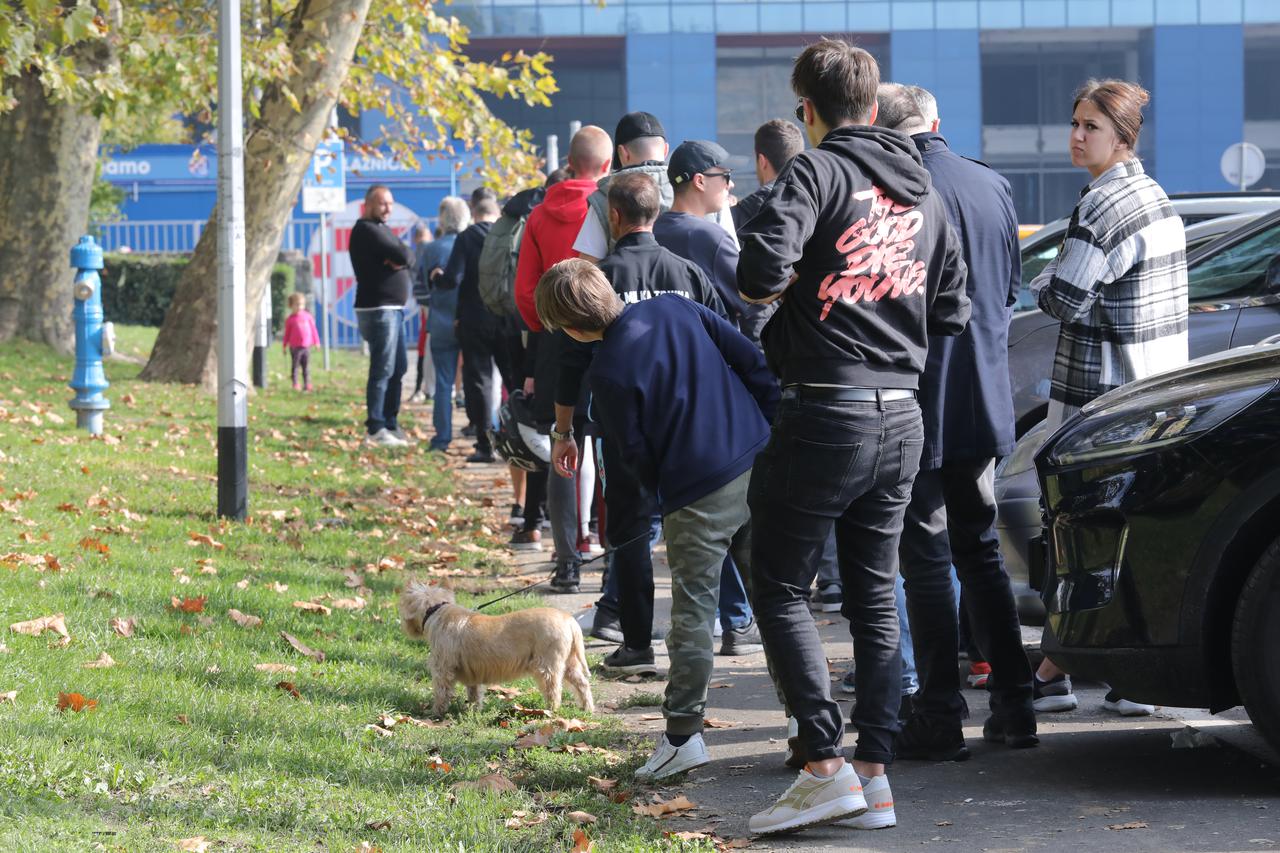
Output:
top-left (536, 258), bottom-right (779, 782)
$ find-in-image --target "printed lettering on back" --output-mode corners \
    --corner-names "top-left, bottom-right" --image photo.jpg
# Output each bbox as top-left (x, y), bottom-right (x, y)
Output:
top-left (817, 186), bottom-right (926, 321)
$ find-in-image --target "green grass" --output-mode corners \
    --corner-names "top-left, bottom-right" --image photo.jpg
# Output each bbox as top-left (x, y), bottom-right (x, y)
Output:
top-left (0, 329), bottom-right (714, 852)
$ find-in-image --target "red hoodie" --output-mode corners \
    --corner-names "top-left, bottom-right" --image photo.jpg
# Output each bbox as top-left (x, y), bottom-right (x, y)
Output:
top-left (515, 177), bottom-right (599, 332)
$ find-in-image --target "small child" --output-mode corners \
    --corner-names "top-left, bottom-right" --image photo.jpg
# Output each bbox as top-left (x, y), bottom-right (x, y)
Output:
top-left (281, 293), bottom-right (320, 391)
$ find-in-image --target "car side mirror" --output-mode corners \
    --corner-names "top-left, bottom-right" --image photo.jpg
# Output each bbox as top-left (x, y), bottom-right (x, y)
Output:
top-left (1265, 255), bottom-right (1280, 293)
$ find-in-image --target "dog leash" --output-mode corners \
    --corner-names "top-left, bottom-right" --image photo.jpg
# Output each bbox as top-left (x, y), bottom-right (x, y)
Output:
top-left (474, 529), bottom-right (653, 611)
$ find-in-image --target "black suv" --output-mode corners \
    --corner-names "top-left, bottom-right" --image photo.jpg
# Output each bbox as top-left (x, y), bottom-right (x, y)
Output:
top-left (1033, 344), bottom-right (1280, 755)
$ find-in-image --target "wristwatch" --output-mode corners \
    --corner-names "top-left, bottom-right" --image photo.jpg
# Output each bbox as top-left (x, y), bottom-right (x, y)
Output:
top-left (549, 426), bottom-right (574, 442)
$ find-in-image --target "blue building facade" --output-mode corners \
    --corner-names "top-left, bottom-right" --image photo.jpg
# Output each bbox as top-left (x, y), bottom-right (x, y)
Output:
top-left (454, 0), bottom-right (1280, 223)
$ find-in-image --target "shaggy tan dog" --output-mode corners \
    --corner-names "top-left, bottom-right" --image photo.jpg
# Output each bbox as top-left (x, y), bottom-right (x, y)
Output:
top-left (399, 581), bottom-right (594, 716)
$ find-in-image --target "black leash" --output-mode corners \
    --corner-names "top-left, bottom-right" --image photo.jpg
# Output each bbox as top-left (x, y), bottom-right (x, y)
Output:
top-left (474, 529), bottom-right (653, 611)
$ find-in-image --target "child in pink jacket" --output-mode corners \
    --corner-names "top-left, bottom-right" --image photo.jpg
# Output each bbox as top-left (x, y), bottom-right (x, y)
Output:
top-left (282, 293), bottom-right (320, 391)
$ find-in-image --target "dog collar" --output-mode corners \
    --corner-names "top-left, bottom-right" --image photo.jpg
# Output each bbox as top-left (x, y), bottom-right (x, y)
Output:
top-left (420, 602), bottom-right (448, 632)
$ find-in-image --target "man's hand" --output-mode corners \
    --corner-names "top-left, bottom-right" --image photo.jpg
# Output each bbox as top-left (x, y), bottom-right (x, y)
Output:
top-left (384, 259), bottom-right (406, 271)
top-left (523, 377), bottom-right (535, 396)
top-left (552, 436), bottom-right (579, 479)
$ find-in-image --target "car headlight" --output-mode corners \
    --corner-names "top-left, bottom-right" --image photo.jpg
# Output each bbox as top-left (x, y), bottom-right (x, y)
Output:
top-left (996, 420), bottom-right (1050, 478)
top-left (1044, 381), bottom-right (1275, 466)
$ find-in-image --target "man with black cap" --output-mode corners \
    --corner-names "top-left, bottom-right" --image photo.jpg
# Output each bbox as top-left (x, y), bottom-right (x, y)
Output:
top-left (573, 111), bottom-right (672, 263)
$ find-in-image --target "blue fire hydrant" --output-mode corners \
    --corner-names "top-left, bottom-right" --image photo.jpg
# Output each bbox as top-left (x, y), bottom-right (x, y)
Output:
top-left (69, 235), bottom-right (110, 436)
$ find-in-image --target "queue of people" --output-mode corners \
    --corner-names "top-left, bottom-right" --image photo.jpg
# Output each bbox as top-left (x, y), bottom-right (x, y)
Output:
top-left (348, 37), bottom-right (1188, 837)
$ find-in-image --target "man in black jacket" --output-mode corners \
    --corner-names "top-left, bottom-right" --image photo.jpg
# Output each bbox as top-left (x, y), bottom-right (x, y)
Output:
top-left (874, 83), bottom-right (1037, 759)
top-left (731, 119), bottom-right (805, 231)
top-left (737, 40), bottom-right (970, 836)
top-left (549, 171), bottom-right (725, 676)
top-left (438, 190), bottom-right (508, 464)
top-left (350, 185), bottom-right (414, 448)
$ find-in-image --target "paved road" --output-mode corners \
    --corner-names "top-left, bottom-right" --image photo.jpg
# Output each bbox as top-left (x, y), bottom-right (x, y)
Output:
top-left (450, 451), bottom-right (1280, 852)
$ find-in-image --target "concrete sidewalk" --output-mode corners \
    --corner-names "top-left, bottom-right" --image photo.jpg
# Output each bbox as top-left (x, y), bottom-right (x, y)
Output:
top-left (427, 405), bottom-right (1280, 852)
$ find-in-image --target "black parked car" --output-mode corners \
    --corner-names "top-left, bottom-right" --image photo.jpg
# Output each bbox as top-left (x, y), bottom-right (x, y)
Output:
top-left (999, 207), bottom-right (1280, 624)
top-left (1033, 344), bottom-right (1280, 755)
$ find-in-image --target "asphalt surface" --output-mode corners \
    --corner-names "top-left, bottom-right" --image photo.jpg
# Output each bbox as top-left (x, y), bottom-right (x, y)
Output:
top-left (442, 426), bottom-right (1280, 853)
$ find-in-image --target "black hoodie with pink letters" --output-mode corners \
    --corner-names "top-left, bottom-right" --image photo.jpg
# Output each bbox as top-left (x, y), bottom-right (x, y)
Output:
top-left (737, 124), bottom-right (970, 389)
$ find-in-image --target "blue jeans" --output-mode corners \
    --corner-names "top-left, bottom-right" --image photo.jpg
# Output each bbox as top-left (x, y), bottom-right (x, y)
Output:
top-left (357, 309), bottom-right (407, 435)
top-left (429, 342), bottom-right (459, 450)
top-left (717, 555), bottom-right (754, 631)
top-left (749, 394), bottom-right (923, 766)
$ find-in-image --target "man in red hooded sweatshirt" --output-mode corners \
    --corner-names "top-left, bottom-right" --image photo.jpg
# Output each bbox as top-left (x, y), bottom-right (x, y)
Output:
top-left (510, 125), bottom-right (613, 593)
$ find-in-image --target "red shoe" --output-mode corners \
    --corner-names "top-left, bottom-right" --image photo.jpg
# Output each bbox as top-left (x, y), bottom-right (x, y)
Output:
top-left (967, 661), bottom-right (991, 689)
top-left (305, 383), bottom-right (313, 391)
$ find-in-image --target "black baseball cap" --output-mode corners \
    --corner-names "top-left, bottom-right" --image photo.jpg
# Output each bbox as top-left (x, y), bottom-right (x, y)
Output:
top-left (613, 111), bottom-right (666, 170)
top-left (668, 140), bottom-right (731, 187)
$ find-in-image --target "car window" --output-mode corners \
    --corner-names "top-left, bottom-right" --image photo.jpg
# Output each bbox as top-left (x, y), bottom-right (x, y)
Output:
top-left (1188, 221), bottom-right (1280, 301)
top-left (1186, 232), bottom-right (1226, 254)
top-left (1017, 239), bottom-right (1062, 311)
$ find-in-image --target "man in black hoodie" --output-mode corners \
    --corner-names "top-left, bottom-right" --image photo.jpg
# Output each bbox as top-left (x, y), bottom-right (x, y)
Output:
top-left (737, 40), bottom-right (970, 837)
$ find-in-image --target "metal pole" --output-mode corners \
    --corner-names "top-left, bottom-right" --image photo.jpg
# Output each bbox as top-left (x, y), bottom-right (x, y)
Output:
top-left (216, 0), bottom-right (248, 520)
top-left (251, 284), bottom-right (270, 388)
top-left (569, 120), bottom-right (581, 140)
top-left (1240, 144), bottom-right (1247, 192)
top-left (319, 212), bottom-right (331, 370)
top-left (546, 133), bottom-right (559, 173)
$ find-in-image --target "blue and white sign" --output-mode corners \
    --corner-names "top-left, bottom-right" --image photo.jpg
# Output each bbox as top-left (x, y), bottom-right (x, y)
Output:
top-left (303, 139), bottom-right (346, 214)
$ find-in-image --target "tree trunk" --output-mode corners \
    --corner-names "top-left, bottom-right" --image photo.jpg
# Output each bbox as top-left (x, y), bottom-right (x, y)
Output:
top-left (0, 71), bottom-right (104, 352)
top-left (140, 0), bottom-right (374, 387)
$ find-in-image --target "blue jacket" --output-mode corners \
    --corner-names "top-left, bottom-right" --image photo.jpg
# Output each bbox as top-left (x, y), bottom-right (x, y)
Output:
top-left (423, 233), bottom-right (459, 347)
top-left (912, 133), bottom-right (1020, 467)
top-left (588, 295), bottom-right (780, 514)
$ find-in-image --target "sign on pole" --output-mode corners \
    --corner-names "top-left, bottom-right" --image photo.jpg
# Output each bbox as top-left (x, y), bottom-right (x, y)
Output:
top-left (1221, 142), bottom-right (1266, 191)
top-left (303, 139), bottom-right (346, 214)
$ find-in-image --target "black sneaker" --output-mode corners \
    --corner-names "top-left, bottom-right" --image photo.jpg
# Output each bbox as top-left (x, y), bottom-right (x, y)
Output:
top-left (591, 608), bottom-right (624, 644)
top-left (466, 451), bottom-right (496, 464)
top-left (811, 584), bottom-right (843, 613)
top-left (508, 504), bottom-right (524, 527)
top-left (895, 713), bottom-right (971, 762)
top-left (982, 708), bottom-right (1040, 749)
top-left (461, 424), bottom-right (477, 437)
top-left (550, 564), bottom-right (580, 594)
top-left (601, 646), bottom-right (658, 677)
top-left (719, 618), bottom-right (764, 656)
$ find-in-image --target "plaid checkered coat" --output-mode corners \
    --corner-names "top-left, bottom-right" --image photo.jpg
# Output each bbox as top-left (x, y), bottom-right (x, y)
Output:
top-left (1030, 159), bottom-right (1188, 430)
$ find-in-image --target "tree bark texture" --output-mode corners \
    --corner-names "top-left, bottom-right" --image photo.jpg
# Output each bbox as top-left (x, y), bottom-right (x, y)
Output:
top-left (0, 71), bottom-right (104, 352)
top-left (141, 0), bottom-right (374, 387)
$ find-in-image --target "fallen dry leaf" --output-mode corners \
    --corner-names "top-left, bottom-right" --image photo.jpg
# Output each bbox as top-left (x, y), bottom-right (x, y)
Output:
top-left (331, 596), bottom-right (367, 611)
top-left (109, 617), bottom-right (135, 638)
top-left (425, 755), bottom-right (452, 772)
top-left (633, 795), bottom-right (697, 819)
top-left (187, 532), bottom-right (225, 550)
top-left (292, 600), bottom-right (331, 616)
top-left (452, 773), bottom-right (516, 794)
top-left (10, 613), bottom-right (69, 640)
top-left (665, 831), bottom-right (713, 842)
top-left (566, 811), bottom-right (597, 825)
top-left (511, 704), bottom-right (552, 719)
top-left (82, 652), bottom-right (116, 669)
top-left (234, 578), bottom-right (251, 590)
top-left (254, 663), bottom-right (297, 674)
top-left (366, 724), bottom-right (394, 738)
top-left (703, 718), bottom-right (740, 729)
top-left (1107, 821), bottom-right (1150, 831)
top-left (570, 828), bottom-right (595, 852)
top-left (364, 820), bottom-right (391, 831)
top-left (936, 819), bottom-right (954, 826)
top-left (722, 840), bottom-right (752, 849)
top-left (586, 776), bottom-right (616, 793)
top-left (280, 631), bottom-right (325, 662)
top-left (177, 837), bottom-right (211, 853)
top-left (170, 596), bottom-right (207, 613)
top-left (78, 537), bottom-right (109, 555)
top-left (57, 692), bottom-right (98, 712)
top-left (275, 680), bottom-right (302, 699)
top-left (227, 609), bottom-right (262, 629)
top-left (490, 686), bottom-right (521, 699)
top-left (513, 727), bottom-right (554, 749)
top-left (265, 581), bottom-right (288, 593)
top-left (0, 690), bottom-right (15, 703)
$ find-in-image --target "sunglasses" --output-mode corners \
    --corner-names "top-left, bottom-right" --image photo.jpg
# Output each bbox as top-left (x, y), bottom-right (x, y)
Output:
top-left (795, 99), bottom-right (806, 123)
top-left (701, 170), bottom-right (733, 183)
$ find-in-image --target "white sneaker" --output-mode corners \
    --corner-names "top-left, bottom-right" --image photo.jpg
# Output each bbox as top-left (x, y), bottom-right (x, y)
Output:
top-left (387, 428), bottom-right (416, 445)
top-left (835, 773), bottom-right (896, 829)
top-left (366, 428), bottom-right (408, 447)
top-left (634, 733), bottom-right (710, 781)
top-left (406, 390), bottom-right (426, 404)
top-left (748, 762), bottom-right (868, 836)
top-left (1102, 692), bottom-right (1156, 716)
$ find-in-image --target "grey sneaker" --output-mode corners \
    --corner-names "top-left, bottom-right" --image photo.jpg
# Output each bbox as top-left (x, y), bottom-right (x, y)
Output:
top-left (366, 428), bottom-right (408, 447)
top-left (834, 773), bottom-right (896, 830)
top-left (748, 762), bottom-right (868, 836)
top-left (634, 732), bottom-right (710, 781)
top-left (1033, 674), bottom-right (1079, 712)
top-left (719, 617), bottom-right (764, 656)
top-left (601, 646), bottom-right (658, 677)
top-left (812, 584), bottom-right (843, 613)
top-left (387, 427), bottom-right (416, 445)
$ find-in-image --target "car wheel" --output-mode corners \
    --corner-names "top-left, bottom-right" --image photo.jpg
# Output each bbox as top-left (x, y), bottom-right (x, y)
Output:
top-left (1231, 536), bottom-right (1280, 755)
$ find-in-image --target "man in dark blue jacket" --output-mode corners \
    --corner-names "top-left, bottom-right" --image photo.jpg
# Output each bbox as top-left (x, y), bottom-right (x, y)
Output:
top-left (535, 257), bottom-right (779, 783)
top-left (875, 83), bottom-right (1036, 759)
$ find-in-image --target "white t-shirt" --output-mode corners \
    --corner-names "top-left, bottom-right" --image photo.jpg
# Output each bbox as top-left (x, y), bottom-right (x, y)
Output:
top-left (572, 199), bottom-right (739, 258)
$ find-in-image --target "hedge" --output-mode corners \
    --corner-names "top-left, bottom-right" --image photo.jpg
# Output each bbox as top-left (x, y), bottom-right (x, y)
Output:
top-left (100, 254), bottom-right (292, 333)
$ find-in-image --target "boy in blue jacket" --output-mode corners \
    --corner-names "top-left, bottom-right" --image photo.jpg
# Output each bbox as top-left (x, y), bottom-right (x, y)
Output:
top-left (535, 258), bottom-right (780, 780)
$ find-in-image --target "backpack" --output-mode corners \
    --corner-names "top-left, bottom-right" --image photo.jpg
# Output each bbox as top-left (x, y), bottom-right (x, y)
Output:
top-left (477, 212), bottom-right (527, 317)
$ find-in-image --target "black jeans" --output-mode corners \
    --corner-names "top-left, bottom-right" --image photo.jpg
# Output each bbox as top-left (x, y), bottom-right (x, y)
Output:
top-left (601, 437), bottom-right (660, 650)
top-left (460, 324), bottom-right (513, 456)
top-left (899, 459), bottom-right (1034, 722)
top-left (749, 394), bottom-right (923, 765)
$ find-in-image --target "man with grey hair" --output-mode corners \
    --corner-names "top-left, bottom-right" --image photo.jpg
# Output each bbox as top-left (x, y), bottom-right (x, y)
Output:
top-left (873, 83), bottom-right (1037, 761)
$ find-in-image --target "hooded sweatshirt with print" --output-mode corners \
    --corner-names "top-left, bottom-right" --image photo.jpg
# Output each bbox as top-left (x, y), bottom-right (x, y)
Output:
top-left (737, 125), bottom-right (971, 389)
top-left (515, 177), bottom-right (600, 332)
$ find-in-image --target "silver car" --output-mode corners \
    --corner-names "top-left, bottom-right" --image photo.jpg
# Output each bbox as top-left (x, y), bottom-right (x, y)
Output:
top-left (999, 208), bottom-right (1280, 624)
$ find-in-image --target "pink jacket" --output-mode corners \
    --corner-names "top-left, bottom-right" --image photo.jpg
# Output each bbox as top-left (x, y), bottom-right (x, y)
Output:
top-left (282, 310), bottom-right (320, 349)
